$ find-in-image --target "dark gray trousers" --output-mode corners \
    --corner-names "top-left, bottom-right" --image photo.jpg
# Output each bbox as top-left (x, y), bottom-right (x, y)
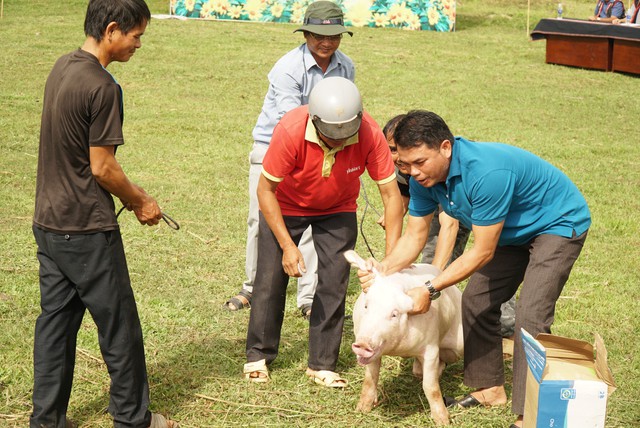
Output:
top-left (461, 231), bottom-right (587, 415)
top-left (422, 208), bottom-right (517, 337)
top-left (246, 212), bottom-right (357, 371)
top-left (31, 226), bottom-right (151, 428)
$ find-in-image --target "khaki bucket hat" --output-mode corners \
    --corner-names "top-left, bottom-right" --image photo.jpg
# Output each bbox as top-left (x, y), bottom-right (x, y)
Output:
top-left (294, 1), bottom-right (353, 36)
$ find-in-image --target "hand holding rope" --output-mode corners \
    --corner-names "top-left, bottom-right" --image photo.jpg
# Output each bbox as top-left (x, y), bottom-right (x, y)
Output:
top-left (116, 205), bottom-right (180, 230)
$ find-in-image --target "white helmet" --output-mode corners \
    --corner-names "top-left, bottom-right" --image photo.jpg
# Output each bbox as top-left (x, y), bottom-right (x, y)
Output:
top-left (308, 77), bottom-right (363, 140)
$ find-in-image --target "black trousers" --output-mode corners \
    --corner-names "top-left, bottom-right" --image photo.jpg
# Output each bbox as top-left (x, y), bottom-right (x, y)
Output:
top-left (31, 226), bottom-right (151, 428)
top-left (461, 231), bottom-right (588, 415)
top-left (246, 212), bottom-right (357, 371)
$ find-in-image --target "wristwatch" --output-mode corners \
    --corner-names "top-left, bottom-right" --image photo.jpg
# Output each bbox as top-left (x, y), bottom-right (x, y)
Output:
top-left (425, 280), bottom-right (441, 301)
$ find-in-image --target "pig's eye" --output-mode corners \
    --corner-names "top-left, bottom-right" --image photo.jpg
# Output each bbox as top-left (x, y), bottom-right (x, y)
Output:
top-left (364, 303), bottom-right (368, 310)
top-left (391, 310), bottom-right (398, 319)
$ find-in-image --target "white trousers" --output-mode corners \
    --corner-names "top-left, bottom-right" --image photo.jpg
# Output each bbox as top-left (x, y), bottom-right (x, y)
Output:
top-left (243, 142), bottom-right (317, 307)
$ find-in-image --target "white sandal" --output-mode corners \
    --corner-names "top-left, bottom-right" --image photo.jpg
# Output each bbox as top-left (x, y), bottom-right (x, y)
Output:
top-left (305, 368), bottom-right (348, 388)
top-left (149, 413), bottom-right (179, 428)
top-left (244, 359), bottom-right (270, 383)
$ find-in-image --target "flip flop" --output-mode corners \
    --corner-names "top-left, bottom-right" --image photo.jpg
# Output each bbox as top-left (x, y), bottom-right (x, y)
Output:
top-left (456, 394), bottom-right (483, 408)
top-left (224, 289), bottom-right (251, 311)
top-left (244, 359), bottom-right (269, 383)
top-left (305, 368), bottom-right (348, 388)
top-left (443, 395), bottom-right (457, 408)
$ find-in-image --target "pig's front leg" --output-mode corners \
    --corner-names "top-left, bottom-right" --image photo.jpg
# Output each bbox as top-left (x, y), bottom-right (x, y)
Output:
top-left (356, 358), bottom-right (381, 412)
top-left (422, 347), bottom-right (450, 425)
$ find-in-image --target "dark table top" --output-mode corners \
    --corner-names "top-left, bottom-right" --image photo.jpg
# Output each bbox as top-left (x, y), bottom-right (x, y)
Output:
top-left (531, 18), bottom-right (640, 42)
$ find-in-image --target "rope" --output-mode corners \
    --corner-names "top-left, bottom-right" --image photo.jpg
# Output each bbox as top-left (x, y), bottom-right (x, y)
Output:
top-left (359, 178), bottom-right (381, 259)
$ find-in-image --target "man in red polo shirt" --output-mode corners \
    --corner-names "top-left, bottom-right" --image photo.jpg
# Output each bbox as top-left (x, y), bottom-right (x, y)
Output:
top-left (244, 77), bottom-right (403, 387)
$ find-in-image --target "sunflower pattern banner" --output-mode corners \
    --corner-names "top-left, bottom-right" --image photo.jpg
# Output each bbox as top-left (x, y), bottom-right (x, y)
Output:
top-left (170, 0), bottom-right (455, 31)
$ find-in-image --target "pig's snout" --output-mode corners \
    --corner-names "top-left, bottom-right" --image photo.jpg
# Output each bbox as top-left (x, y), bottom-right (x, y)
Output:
top-left (352, 341), bottom-right (374, 355)
top-left (352, 340), bottom-right (376, 365)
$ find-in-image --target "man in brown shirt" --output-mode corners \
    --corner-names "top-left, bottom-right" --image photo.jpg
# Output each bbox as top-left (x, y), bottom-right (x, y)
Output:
top-left (32, 1), bottom-right (176, 427)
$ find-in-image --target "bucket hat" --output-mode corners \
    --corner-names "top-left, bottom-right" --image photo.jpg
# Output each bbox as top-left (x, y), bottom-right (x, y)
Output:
top-left (294, 1), bottom-right (353, 37)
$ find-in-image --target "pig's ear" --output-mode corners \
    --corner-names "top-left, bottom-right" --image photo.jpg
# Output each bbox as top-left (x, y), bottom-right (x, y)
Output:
top-left (344, 250), bottom-right (367, 270)
top-left (397, 290), bottom-right (414, 314)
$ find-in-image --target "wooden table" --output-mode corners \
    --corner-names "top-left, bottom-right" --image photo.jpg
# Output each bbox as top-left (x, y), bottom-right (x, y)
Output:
top-left (531, 19), bottom-right (640, 75)
top-left (613, 38), bottom-right (640, 74)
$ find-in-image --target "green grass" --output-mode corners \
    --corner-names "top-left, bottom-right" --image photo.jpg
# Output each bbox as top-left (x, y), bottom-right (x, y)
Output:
top-left (1, 0), bottom-right (639, 426)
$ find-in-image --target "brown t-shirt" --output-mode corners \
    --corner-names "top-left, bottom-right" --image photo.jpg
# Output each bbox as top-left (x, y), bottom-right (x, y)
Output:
top-left (34, 49), bottom-right (124, 234)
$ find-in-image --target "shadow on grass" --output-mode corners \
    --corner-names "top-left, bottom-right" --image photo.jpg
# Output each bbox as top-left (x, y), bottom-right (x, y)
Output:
top-left (67, 300), bottom-right (378, 424)
top-left (364, 358), bottom-right (465, 418)
top-left (355, 356), bottom-right (514, 421)
top-left (142, 307), bottom-right (316, 414)
top-left (65, 335), bottom-right (253, 423)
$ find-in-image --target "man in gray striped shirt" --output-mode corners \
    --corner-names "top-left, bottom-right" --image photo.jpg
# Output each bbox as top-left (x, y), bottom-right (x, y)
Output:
top-left (225, 1), bottom-right (356, 321)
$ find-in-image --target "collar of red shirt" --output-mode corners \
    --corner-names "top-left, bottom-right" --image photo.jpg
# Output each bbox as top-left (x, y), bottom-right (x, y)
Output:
top-left (304, 116), bottom-right (358, 177)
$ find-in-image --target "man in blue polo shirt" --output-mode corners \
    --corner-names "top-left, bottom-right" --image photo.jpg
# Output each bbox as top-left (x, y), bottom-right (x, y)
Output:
top-left (357, 110), bottom-right (590, 428)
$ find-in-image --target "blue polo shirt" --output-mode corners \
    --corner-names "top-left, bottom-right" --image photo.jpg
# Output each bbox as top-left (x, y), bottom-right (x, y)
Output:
top-left (408, 137), bottom-right (591, 246)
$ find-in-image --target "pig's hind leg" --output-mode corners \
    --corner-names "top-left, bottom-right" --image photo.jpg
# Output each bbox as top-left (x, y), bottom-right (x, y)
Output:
top-left (412, 357), bottom-right (423, 379)
top-left (438, 347), bottom-right (459, 378)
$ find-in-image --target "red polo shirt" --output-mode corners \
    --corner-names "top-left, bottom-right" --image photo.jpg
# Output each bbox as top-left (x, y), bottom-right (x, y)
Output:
top-left (262, 105), bottom-right (395, 216)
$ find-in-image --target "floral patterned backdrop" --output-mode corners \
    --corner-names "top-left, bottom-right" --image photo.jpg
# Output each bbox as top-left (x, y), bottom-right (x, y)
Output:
top-left (170, 0), bottom-right (455, 32)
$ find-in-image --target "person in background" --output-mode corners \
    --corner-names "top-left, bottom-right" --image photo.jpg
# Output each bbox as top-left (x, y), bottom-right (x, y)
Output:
top-left (378, 114), bottom-right (516, 339)
top-left (225, 1), bottom-right (355, 322)
top-left (358, 110), bottom-right (590, 428)
top-left (613, 0), bottom-right (639, 23)
top-left (243, 77), bottom-right (403, 387)
top-left (31, 1), bottom-right (177, 427)
top-left (589, 0), bottom-right (625, 22)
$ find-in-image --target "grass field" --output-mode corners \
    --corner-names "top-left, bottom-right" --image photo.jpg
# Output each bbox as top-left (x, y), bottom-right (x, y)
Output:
top-left (1, 0), bottom-right (639, 426)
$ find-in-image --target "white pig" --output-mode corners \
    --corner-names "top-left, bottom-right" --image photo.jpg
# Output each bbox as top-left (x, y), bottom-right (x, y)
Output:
top-left (345, 250), bottom-right (463, 426)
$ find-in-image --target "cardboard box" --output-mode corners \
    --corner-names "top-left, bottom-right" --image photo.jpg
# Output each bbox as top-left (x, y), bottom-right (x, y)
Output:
top-left (521, 329), bottom-right (616, 428)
